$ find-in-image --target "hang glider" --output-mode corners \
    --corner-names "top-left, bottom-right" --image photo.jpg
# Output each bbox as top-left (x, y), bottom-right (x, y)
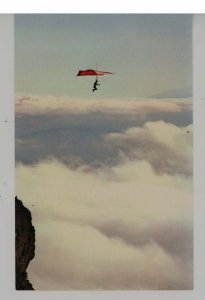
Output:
top-left (77, 69), bottom-right (114, 76)
top-left (77, 68), bottom-right (114, 92)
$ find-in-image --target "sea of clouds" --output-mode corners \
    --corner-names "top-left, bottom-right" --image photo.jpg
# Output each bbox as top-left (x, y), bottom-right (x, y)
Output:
top-left (15, 95), bottom-right (193, 290)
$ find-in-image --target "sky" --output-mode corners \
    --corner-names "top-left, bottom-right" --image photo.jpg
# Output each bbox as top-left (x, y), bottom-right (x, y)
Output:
top-left (15, 14), bottom-right (193, 290)
top-left (15, 14), bottom-right (192, 98)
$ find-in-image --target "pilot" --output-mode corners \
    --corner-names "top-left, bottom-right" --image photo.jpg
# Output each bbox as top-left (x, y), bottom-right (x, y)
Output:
top-left (92, 78), bottom-right (100, 92)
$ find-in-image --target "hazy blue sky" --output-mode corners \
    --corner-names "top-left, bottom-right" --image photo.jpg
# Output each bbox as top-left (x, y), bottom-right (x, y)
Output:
top-left (15, 14), bottom-right (192, 98)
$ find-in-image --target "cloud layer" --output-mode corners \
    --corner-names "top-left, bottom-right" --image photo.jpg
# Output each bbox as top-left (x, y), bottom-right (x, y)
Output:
top-left (105, 121), bottom-right (192, 176)
top-left (16, 159), bottom-right (192, 290)
top-left (16, 95), bottom-right (192, 175)
top-left (15, 95), bottom-right (193, 289)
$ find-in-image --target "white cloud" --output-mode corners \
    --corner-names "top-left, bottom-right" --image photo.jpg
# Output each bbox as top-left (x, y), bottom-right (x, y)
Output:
top-left (15, 94), bottom-right (192, 289)
top-left (29, 221), bottom-right (191, 290)
top-left (15, 95), bottom-right (193, 175)
top-left (16, 158), bottom-right (193, 290)
top-left (105, 121), bottom-right (193, 176)
top-left (15, 94), bottom-right (192, 116)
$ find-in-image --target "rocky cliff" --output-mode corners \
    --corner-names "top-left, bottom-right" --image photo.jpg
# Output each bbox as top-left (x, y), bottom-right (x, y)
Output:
top-left (15, 196), bottom-right (35, 290)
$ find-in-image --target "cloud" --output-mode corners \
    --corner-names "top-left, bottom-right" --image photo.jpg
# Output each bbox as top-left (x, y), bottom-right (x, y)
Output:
top-left (15, 95), bottom-right (193, 289)
top-left (15, 94), bottom-right (192, 116)
top-left (16, 159), bottom-right (193, 290)
top-left (30, 221), bottom-right (192, 290)
top-left (105, 121), bottom-right (193, 176)
top-left (15, 95), bottom-right (192, 171)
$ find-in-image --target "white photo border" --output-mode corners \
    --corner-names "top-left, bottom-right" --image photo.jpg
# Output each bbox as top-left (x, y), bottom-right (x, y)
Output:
top-left (1, 12), bottom-right (205, 300)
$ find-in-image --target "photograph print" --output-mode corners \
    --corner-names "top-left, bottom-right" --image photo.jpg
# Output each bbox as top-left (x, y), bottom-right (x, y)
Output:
top-left (15, 14), bottom-right (193, 290)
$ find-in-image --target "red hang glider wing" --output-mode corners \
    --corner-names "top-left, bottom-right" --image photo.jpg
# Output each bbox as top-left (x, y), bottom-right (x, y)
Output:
top-left (77, 69), bottom-right (114, 76)
top-left (95, 71), bottom-right (114, 76)
top-left (77, 69), bottom-right (97, 76)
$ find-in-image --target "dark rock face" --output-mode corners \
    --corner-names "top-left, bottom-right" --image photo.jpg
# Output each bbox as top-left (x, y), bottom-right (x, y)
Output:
top-left (15, 196), bottom-right (35, 290)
